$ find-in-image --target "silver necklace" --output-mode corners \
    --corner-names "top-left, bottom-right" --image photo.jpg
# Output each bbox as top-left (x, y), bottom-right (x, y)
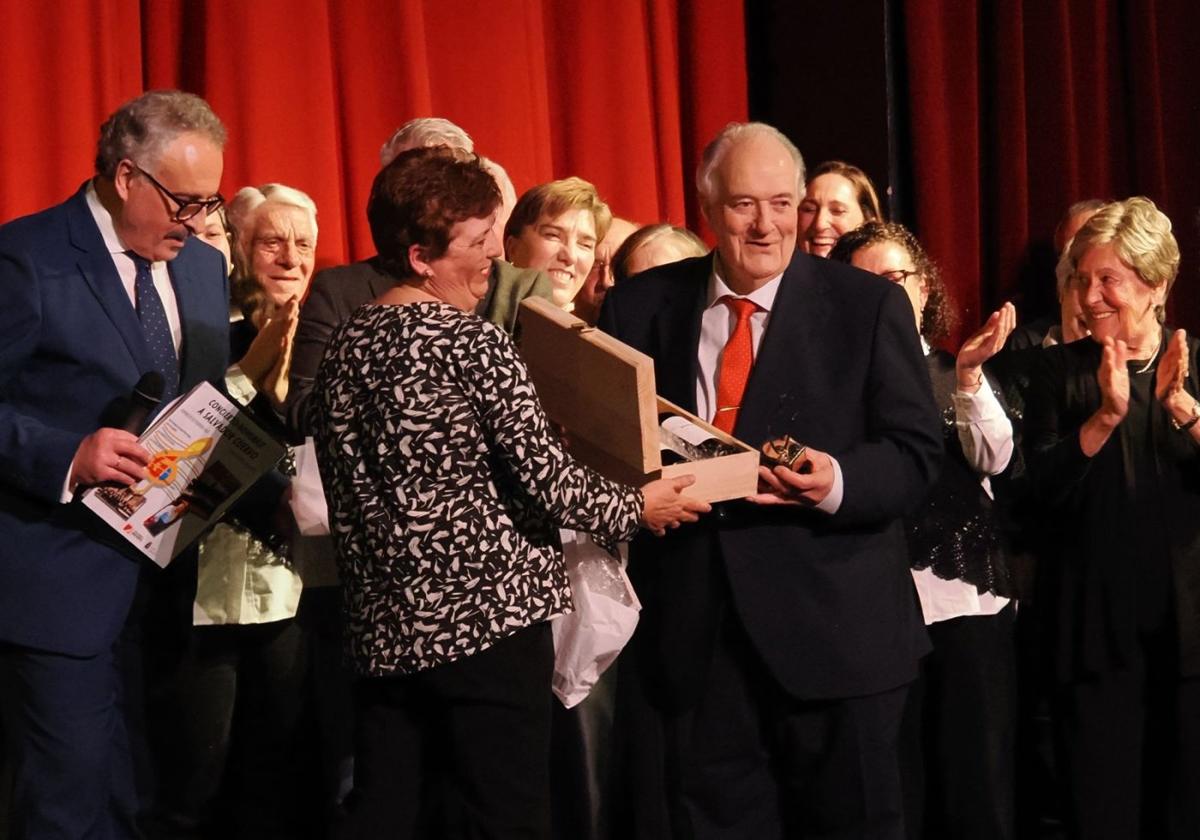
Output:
top-left (1133, 335), bottom-right (1162, 375)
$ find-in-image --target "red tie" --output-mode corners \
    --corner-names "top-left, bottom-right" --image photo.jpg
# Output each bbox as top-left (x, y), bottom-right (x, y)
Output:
top-left (713, 296), bottom-right (758, 434)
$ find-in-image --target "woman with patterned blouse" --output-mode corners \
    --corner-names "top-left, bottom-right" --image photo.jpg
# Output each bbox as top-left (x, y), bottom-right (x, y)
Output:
top-left (311, 146), bottom-right (708, 840)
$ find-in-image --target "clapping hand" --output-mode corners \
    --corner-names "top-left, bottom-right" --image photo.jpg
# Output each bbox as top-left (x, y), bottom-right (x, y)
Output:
top-left (237, 297), bottom-right (300, 411)
top-left (1097, 336), bottom-right (1131, 424)
top-left (956, 302), bottom-right (1016, 391)
top-left (1156, 329), bottom-right (1190, 405)
top-left (1156, 329), bottom-right (1199, 428)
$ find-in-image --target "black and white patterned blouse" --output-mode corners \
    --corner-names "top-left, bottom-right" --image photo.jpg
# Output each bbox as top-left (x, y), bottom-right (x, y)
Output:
top-left (312, 302), bottom-right (643, 677)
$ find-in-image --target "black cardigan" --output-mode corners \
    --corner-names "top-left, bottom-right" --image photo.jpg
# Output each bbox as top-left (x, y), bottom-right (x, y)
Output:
top-left (1025, 328), bottom-right (1200, 681)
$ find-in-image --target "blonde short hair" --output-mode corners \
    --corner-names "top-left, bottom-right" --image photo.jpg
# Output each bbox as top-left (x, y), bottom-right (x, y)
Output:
top-left (504, 177), bottom-right (612, 244)
top-left (1056, 197), bottom-right (1179, 321)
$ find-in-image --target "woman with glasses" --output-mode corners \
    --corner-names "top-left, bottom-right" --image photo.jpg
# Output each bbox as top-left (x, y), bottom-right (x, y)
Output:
top-left (1025, 198), bottom-right (1200, 840)
top-left (831, 222), bottom-right (1020, 840)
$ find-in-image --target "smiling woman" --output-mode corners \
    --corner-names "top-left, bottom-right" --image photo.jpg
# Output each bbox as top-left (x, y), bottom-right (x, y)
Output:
top-left (831, 221), bottom-right (1019, 839)
top-left (504, 177), bottom-right (612, 311)
top-left (310, 146), bottom-right (708, 837)
top-left (797, 160), bottom-right (882, 259)
top-left (1027, 197), bottom-right (1200, 838)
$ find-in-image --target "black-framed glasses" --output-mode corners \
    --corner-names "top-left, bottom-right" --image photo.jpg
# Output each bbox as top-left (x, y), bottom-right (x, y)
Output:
top-left (881, 268), bottom-right (919, 285)
top-left (131, 162), bottom-right (224, 223)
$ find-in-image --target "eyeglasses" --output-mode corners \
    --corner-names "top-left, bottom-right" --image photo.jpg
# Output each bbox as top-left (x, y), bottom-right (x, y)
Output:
top-left (131, 162), bottom-right (225, 223)
top-left (881, 268), bottom-right (919, 285)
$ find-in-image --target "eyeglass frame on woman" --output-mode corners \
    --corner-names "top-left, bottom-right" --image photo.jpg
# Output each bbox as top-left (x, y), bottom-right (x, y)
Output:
top-left (881, 268), bottom-right (919, 285)
top-left (129, 161), bottom-right (225, 223)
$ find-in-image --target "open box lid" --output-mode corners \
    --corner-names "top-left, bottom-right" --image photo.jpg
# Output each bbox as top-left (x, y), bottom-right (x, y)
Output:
top-left (519, 297), bottom-right (660, 482)
top-left (518, 298), bottom-right (760, 501)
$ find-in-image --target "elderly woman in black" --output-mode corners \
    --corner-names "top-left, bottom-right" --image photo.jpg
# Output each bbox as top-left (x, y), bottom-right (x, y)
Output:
top-left (311, 147), bottom-right (707, 840)
top-left (1026, 197), bottom-right (1200, 840)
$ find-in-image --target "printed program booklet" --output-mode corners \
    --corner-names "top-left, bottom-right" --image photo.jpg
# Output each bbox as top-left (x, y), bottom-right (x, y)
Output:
top-left (82, 381), bottom-right (285, 567)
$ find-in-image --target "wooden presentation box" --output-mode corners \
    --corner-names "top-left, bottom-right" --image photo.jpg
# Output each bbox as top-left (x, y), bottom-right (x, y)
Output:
top-left (518, 297), bottom-right (760, 503)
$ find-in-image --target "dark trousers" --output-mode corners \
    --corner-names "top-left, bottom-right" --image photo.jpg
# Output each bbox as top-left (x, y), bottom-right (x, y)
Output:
top-left (150, 616), bottom-right (310, 840)
top-left (550, 665), bottom-right (619, 840)
top-left (615, 610), bottom-right (909, 840)
top-left (1056, 628), bottom-right (1200, 840)
top-left (0, 640), bottom-right (139, 840)
top-left (150, 586), bottom-right (352, 840)
top-left (300, 587), bottom-right (356, 819)
top-left (900, 606), bottom-right (1016, 840)
top-left (338, 622), bottom-right (555, 840)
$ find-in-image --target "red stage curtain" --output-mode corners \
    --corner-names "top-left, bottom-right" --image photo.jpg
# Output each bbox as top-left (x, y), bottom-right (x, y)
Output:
top-left (902, 0), bottom-right (1200, 344)
top-left (0, 0), bottom-right (746, 267)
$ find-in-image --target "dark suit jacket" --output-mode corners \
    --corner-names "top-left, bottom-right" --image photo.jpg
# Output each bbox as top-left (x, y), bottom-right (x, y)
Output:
top-left (0, 184), bottom-right (230, 656)
top-left (599, 252), bottom-right (941, 706)
top-left (285, 256), bottom-right (551, 438)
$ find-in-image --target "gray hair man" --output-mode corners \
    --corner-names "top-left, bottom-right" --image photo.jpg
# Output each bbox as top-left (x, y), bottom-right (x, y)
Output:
top-left (379, 116), bottom-right (474, 166)
top-left (600, 120), bottom-right (940, 838)
top-left (0, 90), bottom-right (232, 838)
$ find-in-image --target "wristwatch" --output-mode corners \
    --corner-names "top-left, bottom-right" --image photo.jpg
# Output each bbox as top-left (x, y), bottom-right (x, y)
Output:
top-left (1171, 400), bottom-right (1200, 432)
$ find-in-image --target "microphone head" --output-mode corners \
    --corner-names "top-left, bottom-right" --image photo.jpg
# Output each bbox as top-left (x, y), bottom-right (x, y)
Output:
top-left (133, 371), bottom-right (165, 403)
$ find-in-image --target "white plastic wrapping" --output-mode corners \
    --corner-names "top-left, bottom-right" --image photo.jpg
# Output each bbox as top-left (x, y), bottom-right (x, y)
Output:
top-left (551, 530), bottom-right (641, 708)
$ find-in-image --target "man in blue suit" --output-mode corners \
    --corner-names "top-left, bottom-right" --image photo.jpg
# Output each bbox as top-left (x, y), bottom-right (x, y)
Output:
top-left (600, 123), bottom-right (941, 839)
top-left (0, 91), bottom-right (230, 839)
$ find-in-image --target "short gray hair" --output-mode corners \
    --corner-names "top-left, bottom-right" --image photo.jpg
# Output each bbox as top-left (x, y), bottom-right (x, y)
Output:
top-left (225, 183), bottom-right (319, 272)
top-left (95, 90), bottom-right (226, 178)
top-left (1053, 198), bottom-right (1108, 255)
top-left (695, 122), bottom-right (805, 207)
top-left (480, 156), bottom-right (516, 211)
top-left (379, 117), bottom-right (474, 167)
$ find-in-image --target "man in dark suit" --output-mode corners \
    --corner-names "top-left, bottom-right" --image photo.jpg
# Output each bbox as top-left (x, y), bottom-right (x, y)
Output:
top-left (286, 127), bottom-right (550, 438)
top-left (599, 122), bottom-right (941, 839)
top-left (0, 91), bottom-right (230, 839)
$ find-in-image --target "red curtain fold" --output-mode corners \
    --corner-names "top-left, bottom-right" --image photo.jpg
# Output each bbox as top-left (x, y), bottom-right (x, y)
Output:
top-left (0, 0), bottom-right (143, 207)
top-left (0, 0), bottom-right (747, 268)
top-left (904, 0), bottom-right (1200, 345)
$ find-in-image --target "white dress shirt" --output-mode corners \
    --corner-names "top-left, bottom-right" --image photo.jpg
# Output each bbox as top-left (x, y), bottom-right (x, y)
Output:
top-left (911, 341), bottom-right (1014, 624)
top-left (62, 185), bottom-right (186, 501)
top-left (85, 182), bottom-right (183, 354)
top-left (695, 258), bottom-right (843, 514)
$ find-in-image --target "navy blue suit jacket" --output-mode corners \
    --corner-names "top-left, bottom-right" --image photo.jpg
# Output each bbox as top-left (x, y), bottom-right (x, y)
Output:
top-left (0, 184), bottom-right (229, 656)
top-left (599, 252), bottom-right (941, 705)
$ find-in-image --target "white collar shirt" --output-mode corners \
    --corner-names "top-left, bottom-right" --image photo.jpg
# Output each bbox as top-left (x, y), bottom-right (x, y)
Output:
top-left (85, 181), bottom-right (183, 354)
top-left (694, 254), bottom-right (842, 514)
top-left (694, 255), bottom-right (782, 424)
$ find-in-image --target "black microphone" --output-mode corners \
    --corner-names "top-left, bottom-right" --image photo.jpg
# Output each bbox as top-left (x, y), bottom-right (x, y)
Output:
top-left (119, 372), bottom-right (165, 435)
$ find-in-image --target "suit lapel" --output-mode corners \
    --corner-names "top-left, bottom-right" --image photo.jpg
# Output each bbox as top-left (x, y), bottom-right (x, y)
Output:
top-left (734, 253), bottom-right (831, 446)
top-left (169, 249), bottom-right (201, 390)
top-left (66, 187), bottom-right (153, 376)
top-left (652, 260), bottom-right (708, 413)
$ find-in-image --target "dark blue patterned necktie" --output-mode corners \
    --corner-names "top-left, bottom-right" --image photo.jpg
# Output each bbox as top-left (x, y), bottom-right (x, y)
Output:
top-left (128, 253), bottom-right (180, 405)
